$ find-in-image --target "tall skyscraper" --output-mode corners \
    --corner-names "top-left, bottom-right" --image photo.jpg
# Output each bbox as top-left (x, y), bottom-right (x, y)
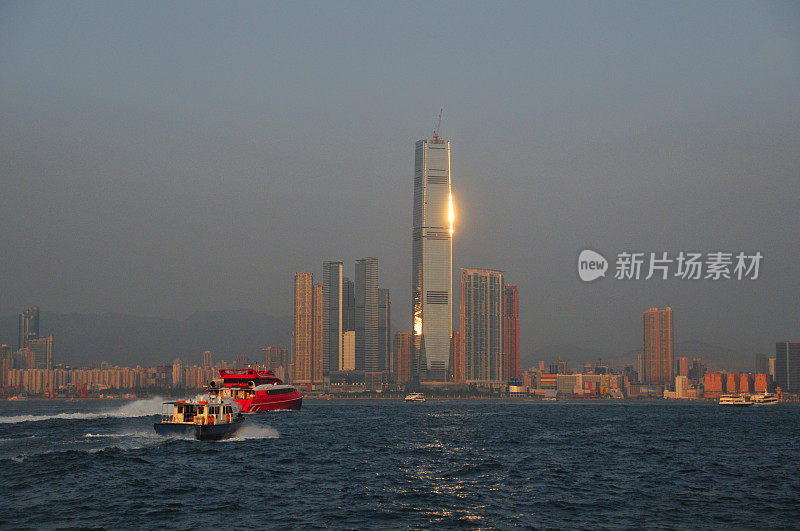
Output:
top-left (202, 350), bottom-right (212, 368)
top-left (775, 342), bottom-right (800, 392)
top-left (312, 282), bottom-right (324, 386)
top-left (460, 268), bottom-right (505, 384)
top-left (0, 345), bottom-right (12, 388)
top-left (341, 330), bottom-right (356, 371)
top-left (18, 306), bottom-right (40, 350)
top-left (754, 353), bottom-right (768, 374)
top-left (412, 135), bottom-right (453, 381)
top-left (293, 272), bottom-right (314, 385)
top-left (26, 335), bottom-right (53, 370)
top-left (342, 277), bottom-right (355, 332)
top-left (378, 288), bottom-right (391, 372)
top-left (393, 331), bottom-right (413, 384)
top-left (642, 307), bottom-right (674, 387)
top-left (323, 261), bottom-right (343, 377)
top-left (504, 285), bottom-right (519, 381)
top-left (678, 356), bottom-right (689, 377)
top-left (355, 257), bottom-right (379, 372)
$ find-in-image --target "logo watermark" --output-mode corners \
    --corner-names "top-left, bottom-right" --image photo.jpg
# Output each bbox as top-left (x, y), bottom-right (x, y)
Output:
top-left (578, 250), bottom-right (762, 282)
top-left (578, 250), bottom-right (608, 282)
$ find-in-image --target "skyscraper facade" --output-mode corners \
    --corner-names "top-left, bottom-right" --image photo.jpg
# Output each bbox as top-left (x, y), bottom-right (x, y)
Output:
top-left (312, 282), bottom-right (324, 386)
top-left (355, 257), bottom-right (379, 372)
top-left (202, 350), bottom-right (212, 368)
top-left (378, 288), bottom-right (391, 373)
top-left (460, 268), bottom-right (505, 384)
top-left (504, 285), bottom-right (519, 381)
top-left (775, 341), bottom-right (800, 392)
top-left (393, 331), bottom-right (413, 384)
top-left (323, 261), bottom-right (343, 377)
top-left (412, 136), bottom-right (453, 381)
top-left (27, 335), bottom-right (53, 370)
top-left (342, 277), bottom-right (355, 332)
top-left (292, 272), bottom-right (314, 385)
top-left (754, 353), bottom-right (768, 375)
top-left (18, 306), bottom-right (40, 350)
top-left (642, 307), bottom-right (674, 387)
top-left (678, 356), bottom-right (689, 377)
top-left (450, 330), bottom-right (463, 383)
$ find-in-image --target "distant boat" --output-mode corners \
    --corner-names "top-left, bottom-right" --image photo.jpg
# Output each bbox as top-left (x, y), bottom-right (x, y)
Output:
top-left (404, 392), bottom-right (426, 402)
top-left (718, 394), bottom-right (753, 407)
top-left (751, 393), bottom-right (779, 405)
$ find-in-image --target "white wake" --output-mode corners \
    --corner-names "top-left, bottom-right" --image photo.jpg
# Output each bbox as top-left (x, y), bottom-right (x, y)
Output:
top-left (223, 424), bottom-right (280, 441)
top-left (0, 396), bottom-right (166, 424)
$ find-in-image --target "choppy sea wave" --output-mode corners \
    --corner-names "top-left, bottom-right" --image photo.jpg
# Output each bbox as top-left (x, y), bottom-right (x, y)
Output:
top-left (0, 399), bottom-right (798, 529)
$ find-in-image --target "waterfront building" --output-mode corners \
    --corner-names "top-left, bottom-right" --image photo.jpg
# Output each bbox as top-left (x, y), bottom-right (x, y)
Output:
top-left (504, 285), bottom-right (519, 381)
top-left (460, 268), bottom-right (505, 385)
top-left (312, 282), bottom-right (324, 386)
top-left (689, 358), bottom-right (706, 380)
top-left (450, 330), bottom-right (464, 383)
top-left (642, 307), bottom-right (674, 387)
top-left (18, 307), bottom-right (40, 350)
top-left (704, 372), bottom-right (724, 396)
top-left (26, 335), bottom-right (53, 370)
top-left (754, 353), bottom-right (768, 374)
top-left (557, 374), bottom-right (581, 394)
top-left (412, 135), bottom-right (453, 382)
top-left (323, 261), bottom-right (344, 377)
top-left (726, 373), bottom-right (738, 393)
top-left (341, 330), bottom-right (356, 372)
top-left (1, 344), bottom-right (13, 388)
top-left (550, 358), bottom-right (567, 375)
top-left (775, 341), bottom-right (800, 392)
top-left (636, 354), bottom-right (643, 383)
top-left (172, 359), bottom-right (184, 388)
top-left (378, 288), bottom-right (391, 373)
top-left (754, 373), bottom-right (768, 393)
top-left (739, 373), bottom-right (751, 393)
top-left (293, 271), bottom-right (314, 386)
top-left (342, 277), bottom-right (355, 332)
top-left (678, 356), bottom-right (689, 377)
top-left (355, 257), bottom-right (380, 372)
top-left (393, 331), bottom-right (413, 384)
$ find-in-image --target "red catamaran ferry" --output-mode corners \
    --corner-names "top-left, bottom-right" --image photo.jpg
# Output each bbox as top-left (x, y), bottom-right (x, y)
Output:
top-left (205, 369), bottom-right (303, 412)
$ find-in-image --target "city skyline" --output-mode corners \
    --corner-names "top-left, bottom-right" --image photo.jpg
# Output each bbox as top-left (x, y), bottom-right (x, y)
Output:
top-left (2, 2), bottom-right (799, 362)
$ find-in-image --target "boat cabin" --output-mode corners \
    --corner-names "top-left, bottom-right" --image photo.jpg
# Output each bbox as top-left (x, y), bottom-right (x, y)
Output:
top-left (164, 399), bottom-right (237, 425)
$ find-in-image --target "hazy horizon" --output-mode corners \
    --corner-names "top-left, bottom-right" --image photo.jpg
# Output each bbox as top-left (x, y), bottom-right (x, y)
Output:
top-left (2, 1), bottom-right (799, 360)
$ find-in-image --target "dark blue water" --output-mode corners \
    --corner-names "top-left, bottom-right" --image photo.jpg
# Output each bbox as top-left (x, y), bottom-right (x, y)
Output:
top-left (1, 399), bottom-right (798, 529)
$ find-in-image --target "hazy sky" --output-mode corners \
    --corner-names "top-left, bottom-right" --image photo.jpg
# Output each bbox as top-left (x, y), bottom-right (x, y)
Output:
top-left (2, 1), bottom-right (799, 358)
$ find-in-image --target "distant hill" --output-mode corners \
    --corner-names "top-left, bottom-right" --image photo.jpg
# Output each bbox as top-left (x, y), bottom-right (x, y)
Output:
top-left (521, 340), bottom-right (754, 373)
top-left (0, 310), bottom-right (293, 368)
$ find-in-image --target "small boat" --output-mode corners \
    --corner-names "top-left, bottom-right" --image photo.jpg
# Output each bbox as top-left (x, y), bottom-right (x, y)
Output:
top-left (718, 394), bottom-right (753, 407)
top-left (404, 392), bottom-right (426, 402)
top-left (751, 392), bottom-right (779, 405)
top-left (154, 395), bottom-right (244, 440)
top-left (206, 369), bottom-right (303, 413)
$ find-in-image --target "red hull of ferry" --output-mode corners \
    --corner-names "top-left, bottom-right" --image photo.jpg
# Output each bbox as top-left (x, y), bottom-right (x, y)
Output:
top-left (234, 393), bottom-right (303, 412)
